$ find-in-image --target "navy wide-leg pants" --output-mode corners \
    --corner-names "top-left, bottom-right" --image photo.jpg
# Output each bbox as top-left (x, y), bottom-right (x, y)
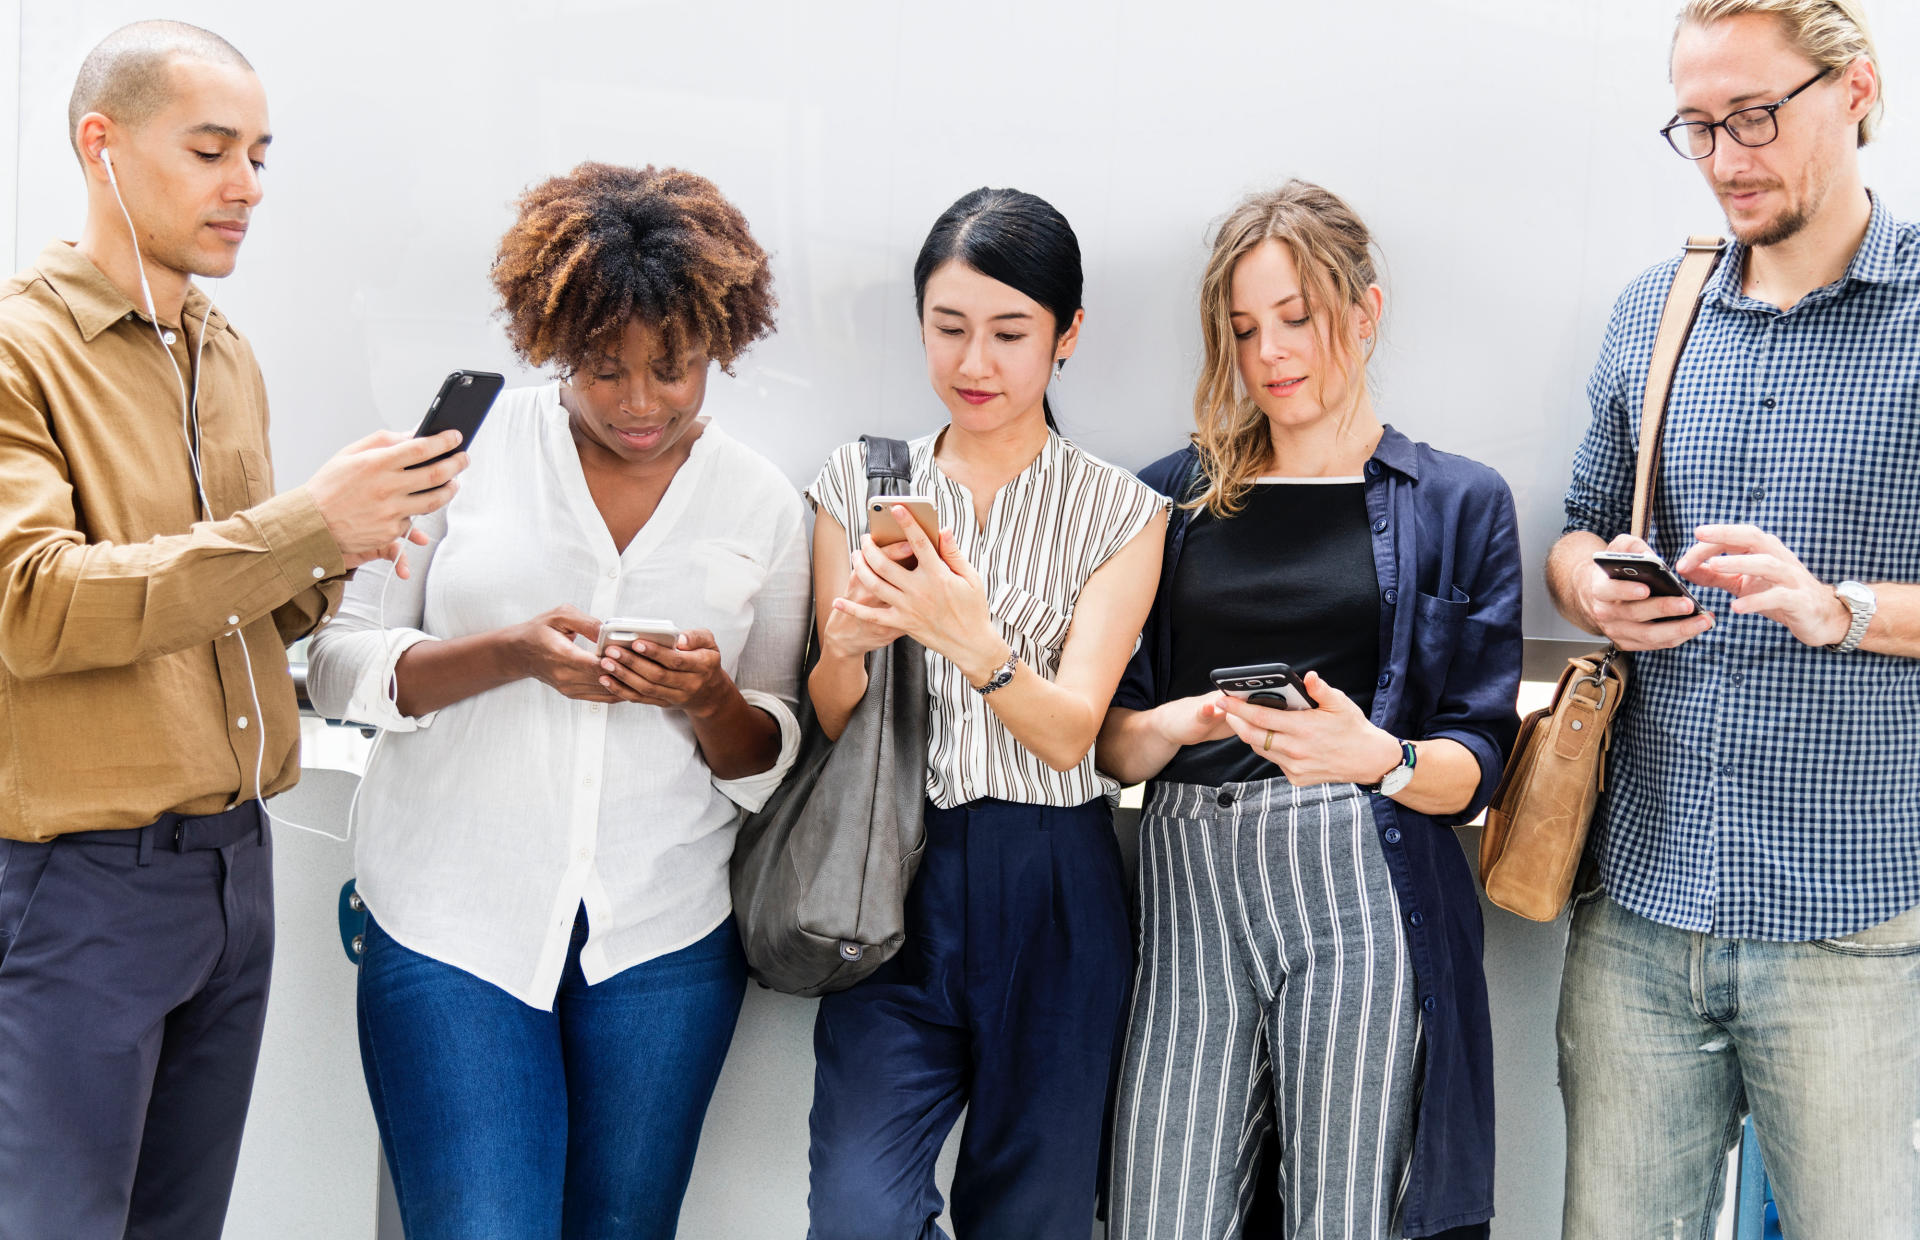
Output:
top-left (807, 796), bottom-right (1133, 1240)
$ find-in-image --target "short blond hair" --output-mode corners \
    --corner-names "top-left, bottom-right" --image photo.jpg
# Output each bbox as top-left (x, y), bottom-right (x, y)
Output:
top-left (1190, 181), bottom-right (1380, 519)
top-left (1678, 0), bottom-right (1885, 146)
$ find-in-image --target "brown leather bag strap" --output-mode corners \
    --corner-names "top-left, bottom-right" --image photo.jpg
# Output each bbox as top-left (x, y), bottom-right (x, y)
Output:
top-left (1630, 235), bottom-right (1728, 540)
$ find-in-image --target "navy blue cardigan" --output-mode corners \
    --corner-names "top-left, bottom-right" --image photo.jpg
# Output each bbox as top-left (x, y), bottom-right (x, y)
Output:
top-left (1113, 427), bottom-right (1523, 1236)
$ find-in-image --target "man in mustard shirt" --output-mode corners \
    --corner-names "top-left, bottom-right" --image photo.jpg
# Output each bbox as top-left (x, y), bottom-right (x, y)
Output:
top-left (0, 21), bottom-right (467, 1238)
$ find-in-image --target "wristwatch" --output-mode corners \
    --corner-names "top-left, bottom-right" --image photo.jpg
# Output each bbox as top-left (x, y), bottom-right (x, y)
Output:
top-left (973, 651), bottom-right (1019, 695)
top-left (1363, 740), bottom-right (1418, 796)
top-left (1829, 581), bottom-right (1877, 654)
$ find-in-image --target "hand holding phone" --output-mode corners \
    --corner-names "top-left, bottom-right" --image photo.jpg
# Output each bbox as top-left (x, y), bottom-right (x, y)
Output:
top-left (410, 370), bottom-right (504, 482)
top-left (867, 497), bottom-right (940, 548)
top-left (1210, 663), bottom-right (1317, 711)
top-left (1591, 550), bottom-right (1699, 622)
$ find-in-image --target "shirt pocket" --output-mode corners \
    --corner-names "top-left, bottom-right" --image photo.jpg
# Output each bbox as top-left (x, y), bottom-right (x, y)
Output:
top-left (990, 582), bottom-right (1074, 675)
top-left (236, 448), bottom-right (273, 511)
top-left (1407, 584), bottom-right (1472, 722)
top-left (700, 542), bottom-right (769, 616)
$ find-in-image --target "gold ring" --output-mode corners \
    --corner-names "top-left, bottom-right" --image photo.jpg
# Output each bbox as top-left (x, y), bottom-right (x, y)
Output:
top-left (1262, 729), bottom-right (1275, 753)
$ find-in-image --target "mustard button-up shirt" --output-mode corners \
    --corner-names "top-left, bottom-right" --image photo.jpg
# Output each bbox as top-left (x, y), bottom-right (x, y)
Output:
top-left (0, 240), bottom-right (345, 840)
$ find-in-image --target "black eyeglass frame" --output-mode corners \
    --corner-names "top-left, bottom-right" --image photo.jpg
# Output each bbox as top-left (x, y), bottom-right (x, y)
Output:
top-left (1660, 68), bottom-right (1833, 160)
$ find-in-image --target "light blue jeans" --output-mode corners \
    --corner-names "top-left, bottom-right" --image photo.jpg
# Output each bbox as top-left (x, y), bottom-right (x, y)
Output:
top-left (1557, 889), bottom-right (1920, 1240)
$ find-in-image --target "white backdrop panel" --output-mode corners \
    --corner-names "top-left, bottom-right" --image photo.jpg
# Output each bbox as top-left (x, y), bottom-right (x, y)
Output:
top-left (15, 1), bottom-right (1920, 640)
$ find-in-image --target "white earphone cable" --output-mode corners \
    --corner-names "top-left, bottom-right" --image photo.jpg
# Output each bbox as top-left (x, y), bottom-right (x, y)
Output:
top-left (106, 149), bottom-right (381, 845)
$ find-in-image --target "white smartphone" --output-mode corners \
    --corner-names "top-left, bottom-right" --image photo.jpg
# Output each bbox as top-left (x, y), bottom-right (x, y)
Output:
top-left (596, 617), bottom-right (681, 657)
top-left (866, 496), bottom-right (940, 547)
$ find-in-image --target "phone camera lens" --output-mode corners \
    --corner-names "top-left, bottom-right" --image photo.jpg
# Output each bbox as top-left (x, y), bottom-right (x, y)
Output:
top-left (1621, 567), bottom-right (1640, 577)
top-left (460, 375), bottom-right (473, 386)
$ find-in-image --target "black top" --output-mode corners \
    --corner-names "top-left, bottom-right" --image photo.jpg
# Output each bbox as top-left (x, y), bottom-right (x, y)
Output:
top-left (1158, 479), bottom-right (1381, 786)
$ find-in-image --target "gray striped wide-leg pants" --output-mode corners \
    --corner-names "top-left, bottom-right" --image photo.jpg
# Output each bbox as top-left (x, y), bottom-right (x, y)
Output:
top-left (1109, 779), bottom-right (1422, 1240)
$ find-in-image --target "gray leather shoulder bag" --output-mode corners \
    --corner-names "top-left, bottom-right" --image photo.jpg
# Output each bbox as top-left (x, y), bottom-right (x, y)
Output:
top-left (729, 436), bottom-right (930, 996)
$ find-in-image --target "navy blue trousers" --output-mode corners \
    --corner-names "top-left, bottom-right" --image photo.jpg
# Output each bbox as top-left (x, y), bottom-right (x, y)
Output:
top-left (0, 804), bottom-right (273, 1240)
top-left (807, 796), bottom-right (1133, 1240)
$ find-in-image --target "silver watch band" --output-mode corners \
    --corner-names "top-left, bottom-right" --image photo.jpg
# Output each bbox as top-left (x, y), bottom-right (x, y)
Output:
top-left (974, 652), bottom-right (1018, 695)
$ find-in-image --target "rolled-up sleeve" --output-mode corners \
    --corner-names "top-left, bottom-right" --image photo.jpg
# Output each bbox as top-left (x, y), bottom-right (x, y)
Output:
top-left (306, 509), bottom-right (444, 731)
top-left (1424, 474), bottom-right (1525, 827)
top-left (1563, 292), bottom-right (1637, 541)
top-left (710, 491), bottom-right (813, 812)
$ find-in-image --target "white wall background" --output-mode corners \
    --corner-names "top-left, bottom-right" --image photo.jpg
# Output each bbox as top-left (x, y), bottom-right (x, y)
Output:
top-left (7, 1), bottom-right (1916, 1237)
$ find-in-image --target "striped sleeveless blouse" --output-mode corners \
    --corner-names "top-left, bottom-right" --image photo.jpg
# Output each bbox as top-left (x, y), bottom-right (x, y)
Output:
top-left (808, 429), bottom-right (1163, 809)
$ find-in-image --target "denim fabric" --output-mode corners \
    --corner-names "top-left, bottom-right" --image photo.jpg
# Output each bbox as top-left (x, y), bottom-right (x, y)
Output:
top-left (357, 912), bottom-right (746, 1240)
top-left (1558, 891), bottom-right (1920, 1240)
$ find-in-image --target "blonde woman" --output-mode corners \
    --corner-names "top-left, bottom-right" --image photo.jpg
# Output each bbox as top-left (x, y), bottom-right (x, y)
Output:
top-left (1097, 181), bottom-right (1522, 1240)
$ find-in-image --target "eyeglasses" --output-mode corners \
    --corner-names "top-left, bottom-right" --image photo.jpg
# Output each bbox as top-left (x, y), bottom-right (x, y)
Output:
top-left (1660, 68), bottom-right (1832, 160)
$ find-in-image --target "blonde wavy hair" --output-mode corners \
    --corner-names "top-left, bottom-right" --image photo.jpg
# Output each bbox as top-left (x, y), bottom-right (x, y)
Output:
top-left (1677, 0), bottom-right (1885, 146)
top-left (1190, 180), bottom-right (1381, 519)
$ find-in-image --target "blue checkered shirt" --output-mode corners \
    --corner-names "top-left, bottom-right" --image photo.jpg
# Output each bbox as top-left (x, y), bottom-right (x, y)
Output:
top-left (1564, 193), bottom-right (1920, 942)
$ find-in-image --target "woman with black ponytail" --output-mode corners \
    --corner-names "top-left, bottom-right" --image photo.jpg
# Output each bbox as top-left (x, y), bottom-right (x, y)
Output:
top-left (802, 188), bottom-right (1165, 1238)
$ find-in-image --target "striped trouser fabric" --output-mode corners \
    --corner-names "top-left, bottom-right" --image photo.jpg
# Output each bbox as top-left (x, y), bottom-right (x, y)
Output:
top-left (1109, 779), bottom-right (1421, 1240)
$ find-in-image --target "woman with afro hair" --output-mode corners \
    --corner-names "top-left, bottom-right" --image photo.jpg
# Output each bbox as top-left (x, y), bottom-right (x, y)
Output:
top-left (308, 162), bottom-right (811, 1239)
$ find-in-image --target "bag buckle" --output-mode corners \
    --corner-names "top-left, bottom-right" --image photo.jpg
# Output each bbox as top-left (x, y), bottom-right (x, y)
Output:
top-left (837, 941), bottom-right (864, 962)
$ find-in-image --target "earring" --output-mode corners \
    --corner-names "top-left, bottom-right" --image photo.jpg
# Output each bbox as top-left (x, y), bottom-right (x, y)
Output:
top-left (1052, 358), bottom-right (1066, 382)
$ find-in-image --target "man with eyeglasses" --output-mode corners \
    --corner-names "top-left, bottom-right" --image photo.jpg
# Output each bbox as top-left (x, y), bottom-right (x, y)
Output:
top-left (1545, 1), bottom-right (1918, 1236)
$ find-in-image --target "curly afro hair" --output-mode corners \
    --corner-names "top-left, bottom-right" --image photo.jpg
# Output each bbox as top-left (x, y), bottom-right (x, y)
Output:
top-left (491, 162), bottom-right (777, 381)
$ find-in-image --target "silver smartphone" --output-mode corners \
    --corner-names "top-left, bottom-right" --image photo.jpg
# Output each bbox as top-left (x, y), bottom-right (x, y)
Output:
top-left (596, 617), bottom-right (680, 657)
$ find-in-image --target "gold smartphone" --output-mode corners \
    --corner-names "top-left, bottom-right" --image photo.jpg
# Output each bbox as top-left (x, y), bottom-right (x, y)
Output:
top-left (866, 496), bottom-right (940, 547)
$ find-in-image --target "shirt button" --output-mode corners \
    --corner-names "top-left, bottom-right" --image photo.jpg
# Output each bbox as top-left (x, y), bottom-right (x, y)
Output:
top-left (1408, 911), bottom-right (1424, 927)
top-left (1747, 486), bottom-right (1766, 503)
top-left (606, 567), bottom-right (619, 579)
top-left (1383, 588), bottom-right (1399, 606)
top-left (1422, 995), bottom-right (1438, 1013)
top-left (1365, 460), bottom-right (1381, 477)
top-left (1216, 791), bottom-right (1234, 809)
top-left (318, 614), bottom-right (331, 626)
top-left (1720, 763), bottom-right (1736, 777)
top-left (1376, 672), bottom-right (1392, 689)
top-left (577, 848), bottom-right (591, 861)
top-left (162, 330), bottom-right (177, 345)
top-left (588, 703), bottom-right (601, 714)
top-left (227, 614), bottom-right (240, 626)
top-left (1371, 518), bottom-right (1389, 535)
top-left (1384, 827), bottom-right (1402, 844)
top-left (236, 715), bottom-right (250, 729)
top-left (1729, 671), bottom-right (1745, 687)
top-left (1762, 396), bottom-right (1777, 409)
top-left (311, 566), bottom-right (326, 579)
top-left (583, 774), bottom-right (595, 787)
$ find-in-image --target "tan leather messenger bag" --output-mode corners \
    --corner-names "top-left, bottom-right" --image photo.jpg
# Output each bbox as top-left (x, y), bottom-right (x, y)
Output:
top-left (1481, 235), bottom-right (1726, 922)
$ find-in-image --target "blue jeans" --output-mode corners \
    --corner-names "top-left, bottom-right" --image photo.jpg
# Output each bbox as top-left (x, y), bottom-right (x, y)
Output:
top-left (357, 911), bottom-right (747, 1240)
top-left (1558, 891), bottom-right (1920, 1240)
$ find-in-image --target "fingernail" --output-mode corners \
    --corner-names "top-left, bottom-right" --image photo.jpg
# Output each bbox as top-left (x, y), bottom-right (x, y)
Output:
top-left (599, 677), bottom-right (612, 686)
top-left (632, 641), bottom-right (648, 652)
top-left (601, 658), bottom-right (616, 670)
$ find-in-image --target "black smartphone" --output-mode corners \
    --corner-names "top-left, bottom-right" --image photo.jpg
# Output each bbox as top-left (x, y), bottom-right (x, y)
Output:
top-left (1210, 663), bottom-right (1317, 711)
top-left (409, 370), bottom-right (504, 479)
top-left (1592, 550), bottom-right (1699, 622)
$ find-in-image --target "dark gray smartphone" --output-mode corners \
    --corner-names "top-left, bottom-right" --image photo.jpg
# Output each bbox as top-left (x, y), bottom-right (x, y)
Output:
top-left (1210, 663), bottom-right (1317, 710)
top-left (409, 370), bottom-right (503, 483)
top-left (1593, 550), bottom-right (1699, 622)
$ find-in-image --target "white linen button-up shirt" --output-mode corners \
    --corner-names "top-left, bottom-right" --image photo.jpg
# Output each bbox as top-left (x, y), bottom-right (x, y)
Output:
top-left (308, 383), bottom-right (810, 1008)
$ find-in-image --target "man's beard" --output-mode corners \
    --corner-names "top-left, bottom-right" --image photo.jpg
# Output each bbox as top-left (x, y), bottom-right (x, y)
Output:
top-left (1719, 164), bottom-right (1828, 249)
